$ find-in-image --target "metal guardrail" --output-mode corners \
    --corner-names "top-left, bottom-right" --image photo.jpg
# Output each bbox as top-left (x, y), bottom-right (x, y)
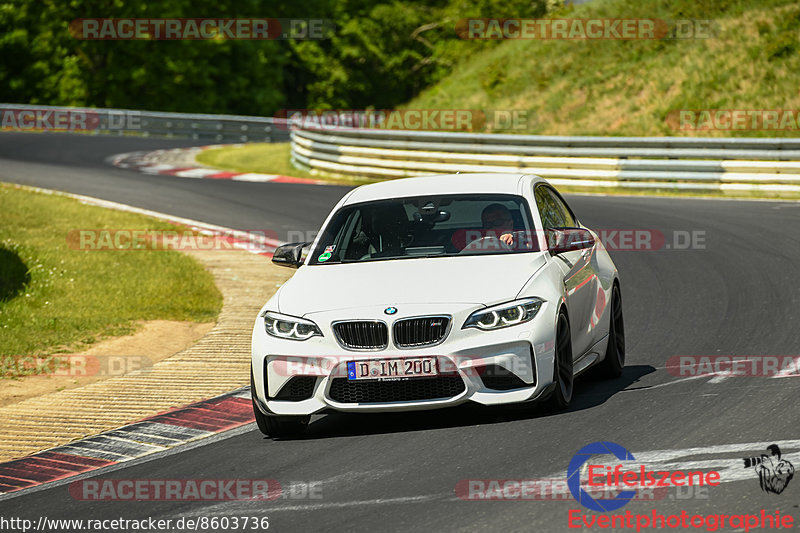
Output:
top-left (290, 126), bottom-right (800, 193)
top-left (4, 103), bottom-right (799, 192)
top-left (0, 103), bottom-right (290, 143)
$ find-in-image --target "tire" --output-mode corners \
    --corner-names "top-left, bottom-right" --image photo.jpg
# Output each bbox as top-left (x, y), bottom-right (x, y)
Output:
top-left (251, 366), bottom-right (310, 438)
top-left (546, 310), bottom-right (574, 410)
top-left (598, 283), bottom-right (625, 379)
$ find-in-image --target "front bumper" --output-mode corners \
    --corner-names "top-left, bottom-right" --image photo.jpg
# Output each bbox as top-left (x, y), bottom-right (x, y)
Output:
top-left (251, 303), bottom-right (558, 416)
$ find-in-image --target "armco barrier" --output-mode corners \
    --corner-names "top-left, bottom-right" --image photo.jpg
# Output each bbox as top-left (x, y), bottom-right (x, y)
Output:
top-left (4, 103), bottom-right (799, 192)
top-left (289, 126), bottom-right (800, 193)
top-left (0, 103), bottom-right (290, 143)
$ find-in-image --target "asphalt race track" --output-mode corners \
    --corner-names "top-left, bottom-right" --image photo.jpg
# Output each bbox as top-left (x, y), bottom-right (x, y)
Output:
top-left (1, 132), bottom-right (800, 532)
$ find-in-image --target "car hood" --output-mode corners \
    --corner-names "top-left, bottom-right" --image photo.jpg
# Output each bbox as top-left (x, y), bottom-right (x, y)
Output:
top-left (277, 253), bottom-right (547, 316)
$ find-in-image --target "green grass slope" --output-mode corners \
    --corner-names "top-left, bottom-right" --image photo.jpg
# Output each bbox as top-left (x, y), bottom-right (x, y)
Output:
top-left (407, 0), bottom-right (800, 136)
top-left (0, 184), bottom-right (222, 362)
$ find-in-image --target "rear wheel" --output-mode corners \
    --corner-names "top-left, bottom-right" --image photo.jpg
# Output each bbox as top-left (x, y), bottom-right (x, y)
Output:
top-left (251, 366), bottom-right (310, 438)
top-left (598, 283), bottom-right (625, 378)
top-left (546, 310), bottom-right (573, 410)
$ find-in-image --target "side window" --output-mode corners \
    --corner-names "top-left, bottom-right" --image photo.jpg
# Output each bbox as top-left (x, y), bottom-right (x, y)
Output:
top-left (535, 186), bottom-right (565, 229)
top-left (545, 188), bottom-right (577, 227)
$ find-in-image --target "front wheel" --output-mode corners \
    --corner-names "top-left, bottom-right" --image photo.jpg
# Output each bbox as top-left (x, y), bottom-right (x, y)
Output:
top-left (597, 283), bottom-right (625, 379)
top-left (545, 310), bottom-right (574, 410)
top-left (251, 366), bottom-right (310, 438)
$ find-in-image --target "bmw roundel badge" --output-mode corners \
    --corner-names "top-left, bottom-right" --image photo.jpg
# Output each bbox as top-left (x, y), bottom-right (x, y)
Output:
top-left (384, 307), bottom-right (398, 315)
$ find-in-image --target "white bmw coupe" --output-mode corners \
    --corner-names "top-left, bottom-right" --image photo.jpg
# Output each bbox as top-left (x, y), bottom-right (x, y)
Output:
top-left (251, 174), bottom-right (624, 437)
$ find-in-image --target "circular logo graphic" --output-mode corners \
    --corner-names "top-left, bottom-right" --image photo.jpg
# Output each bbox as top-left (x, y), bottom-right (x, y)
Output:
top-left (384, 307), bottom-right (398, 315)
top-left (567, 441), bottom-right (637, 512)
top-left (318, 252), bottom-right (332, 262)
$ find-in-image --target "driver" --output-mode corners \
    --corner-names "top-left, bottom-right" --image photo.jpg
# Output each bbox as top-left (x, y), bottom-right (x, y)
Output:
top-left (481, 204), bottom-right (516, 247)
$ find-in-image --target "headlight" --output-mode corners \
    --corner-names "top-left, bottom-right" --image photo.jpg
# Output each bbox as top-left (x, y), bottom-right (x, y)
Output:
top-left (463, 298), bottom-right (544, 331)
top-left (263, 311), bottom-right (322, 340)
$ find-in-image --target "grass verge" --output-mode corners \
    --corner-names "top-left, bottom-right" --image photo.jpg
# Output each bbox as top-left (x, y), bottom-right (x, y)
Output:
top-left (0, 183), bottom-right (222, 369)
top-left (195, 143), bottom-right (381, 186)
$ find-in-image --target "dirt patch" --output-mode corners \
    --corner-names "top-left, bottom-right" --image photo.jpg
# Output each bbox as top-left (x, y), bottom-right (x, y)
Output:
top-left (0, 320), bottom-right (214, 407)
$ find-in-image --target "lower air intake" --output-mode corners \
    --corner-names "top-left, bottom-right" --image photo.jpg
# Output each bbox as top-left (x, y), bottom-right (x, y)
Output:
top-left (479, 365), bottom-right (530, 391)
top-left (274, 376), bottom-right (317, 401)
top-left (328, 375), bottom-right (465, 403)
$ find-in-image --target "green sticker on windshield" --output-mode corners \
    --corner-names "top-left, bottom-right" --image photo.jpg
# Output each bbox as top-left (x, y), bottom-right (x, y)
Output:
top-left (318, 252), bottom-right (332, 262)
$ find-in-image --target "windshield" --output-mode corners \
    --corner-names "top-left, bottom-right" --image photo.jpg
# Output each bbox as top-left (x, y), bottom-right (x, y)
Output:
top-left (308, 194), bottom-right (539, 265)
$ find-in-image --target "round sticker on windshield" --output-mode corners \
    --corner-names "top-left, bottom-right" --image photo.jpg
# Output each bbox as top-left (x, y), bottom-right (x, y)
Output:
top-left (318, 252), bottom-right (332, 262)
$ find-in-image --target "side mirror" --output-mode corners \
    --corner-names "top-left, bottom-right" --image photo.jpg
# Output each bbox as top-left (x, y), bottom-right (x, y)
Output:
top-left (547, 228), bottom-right (594, 254)
top-left (272, 242), bottom-right (309, 269)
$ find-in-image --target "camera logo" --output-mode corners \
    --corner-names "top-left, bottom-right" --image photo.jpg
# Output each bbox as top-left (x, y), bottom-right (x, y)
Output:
top-left (743, 444), bottom-right (794, 495)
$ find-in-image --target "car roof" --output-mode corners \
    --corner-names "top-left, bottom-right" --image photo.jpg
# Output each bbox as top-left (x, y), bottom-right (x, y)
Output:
top-left (343, 173), bottom-right (546, 205)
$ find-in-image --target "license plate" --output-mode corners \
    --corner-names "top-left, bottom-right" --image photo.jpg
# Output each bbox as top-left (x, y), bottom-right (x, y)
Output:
top-left (347, 357), bottom-right (439, 381)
